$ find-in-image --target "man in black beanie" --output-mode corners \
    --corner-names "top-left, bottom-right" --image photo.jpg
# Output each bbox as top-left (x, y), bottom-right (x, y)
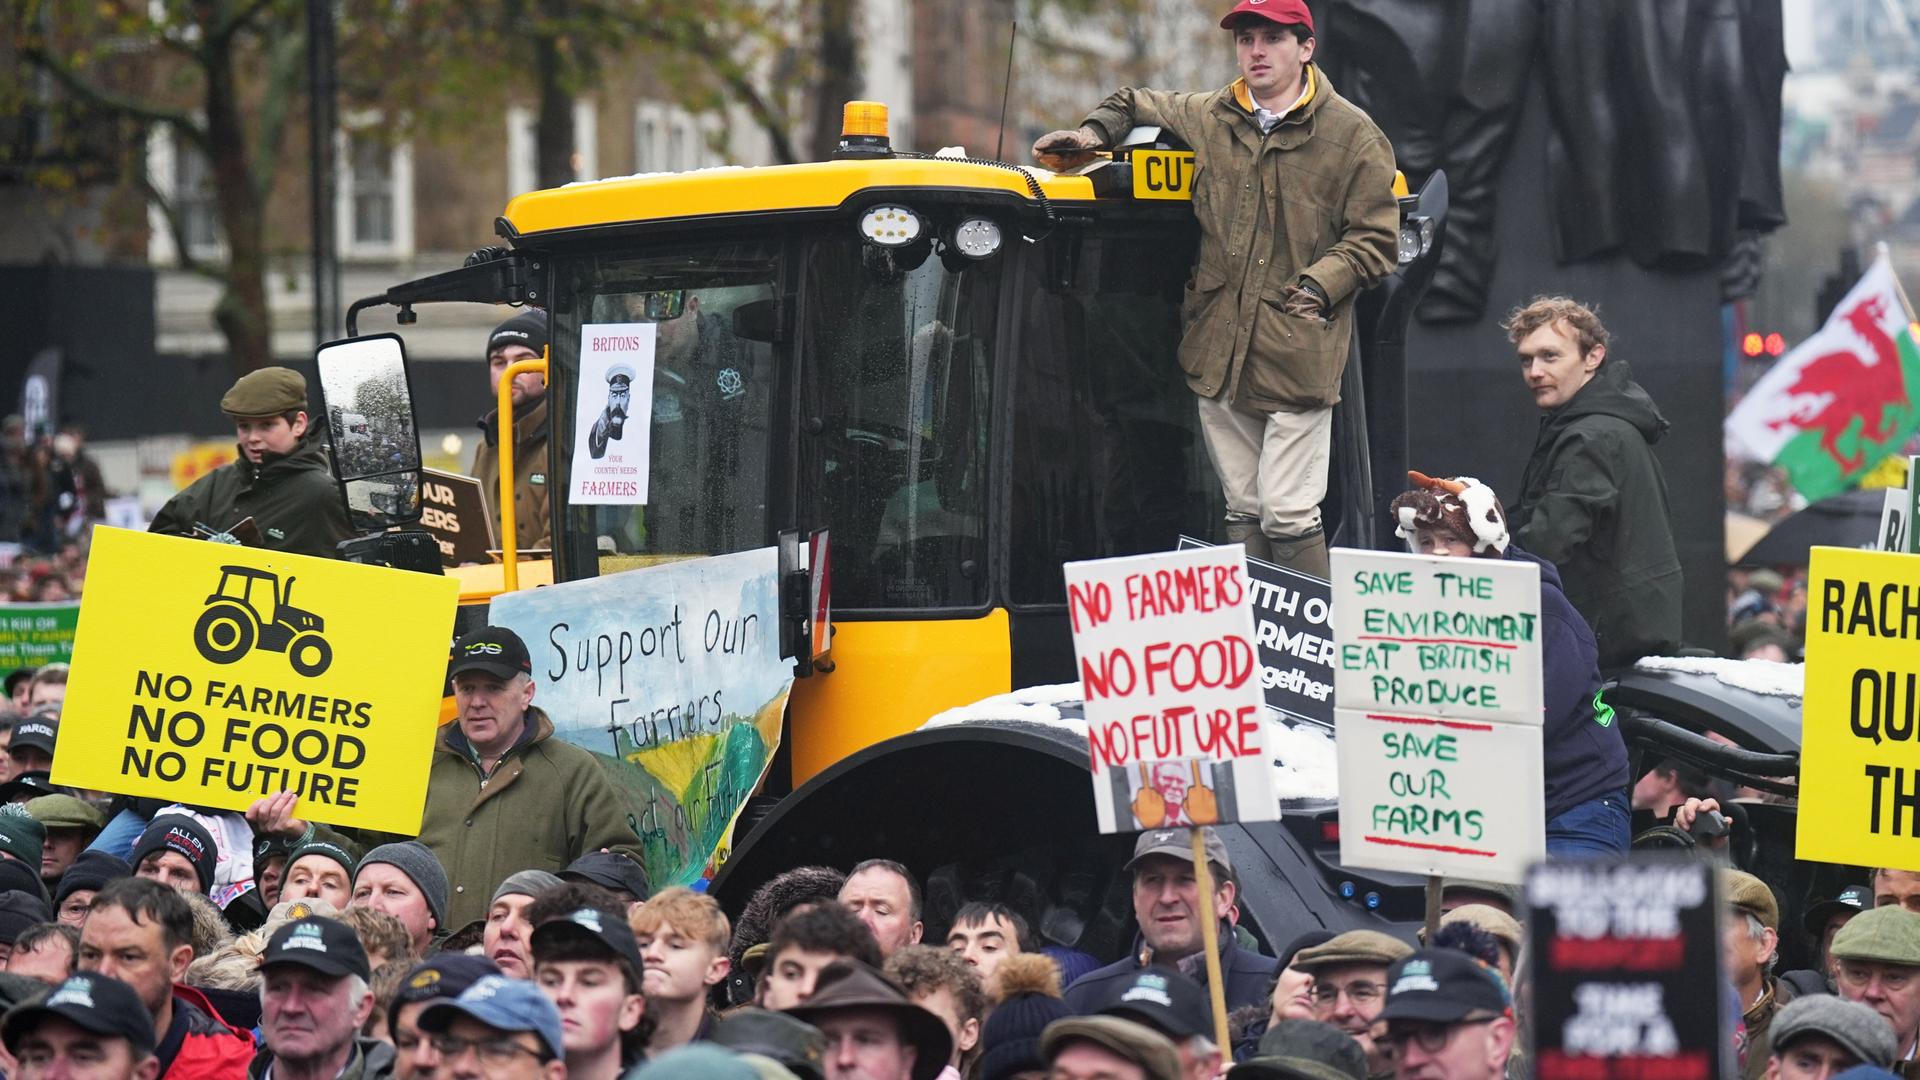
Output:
top-left (56, 851), bottom-right (128, 926)
top-left (473, 308), bottom-right (552, 551)
top-left (129, 816), bottom-right (215, 898)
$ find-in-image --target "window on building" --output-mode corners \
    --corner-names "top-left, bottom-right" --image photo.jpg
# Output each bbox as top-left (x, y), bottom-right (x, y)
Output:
top-left (508, 101), bottom-right (597, 198)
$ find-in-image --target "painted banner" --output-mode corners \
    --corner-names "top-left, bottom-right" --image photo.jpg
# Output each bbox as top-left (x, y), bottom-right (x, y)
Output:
top-left (0, 602), bottom-right (81, 667)
top-left (569, 323), bottom-right (655, 505)
top-left (1800, 545), bottom-right (1920, 865)
top-left (1726, 250), bottom-right (1920, 501)
top-left (1179, 536), bottom-right (1334, 725)
top-left (1335, 710), bottom-right (1544, 882)
top-left (489, 548), bottom-right (793, 886)
top-left (55, 528), bottom-right (459, 833)
top-left (419, 469), bottom-right (496, 567)
top-left (1330, 548), bottom-right (1543, 725)
top-left (1528, 858), bottom-right (1724, 1080)
top-left (1064, 545), bottom-right (1275, 833)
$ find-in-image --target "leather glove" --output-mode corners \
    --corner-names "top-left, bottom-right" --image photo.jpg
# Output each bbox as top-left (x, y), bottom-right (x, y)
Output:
top-left (1281, 280), bottom-right (1329, 319)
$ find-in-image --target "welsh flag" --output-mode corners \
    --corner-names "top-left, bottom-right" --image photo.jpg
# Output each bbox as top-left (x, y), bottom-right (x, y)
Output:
top-left (1727, 252), bottom-right (1920, 501)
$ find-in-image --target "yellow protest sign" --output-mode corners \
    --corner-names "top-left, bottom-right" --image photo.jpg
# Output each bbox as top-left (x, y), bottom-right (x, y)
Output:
top-left (57, 527), bottom-right (459, 834)
top-left (1802, 545), bottom-right (1920, 867)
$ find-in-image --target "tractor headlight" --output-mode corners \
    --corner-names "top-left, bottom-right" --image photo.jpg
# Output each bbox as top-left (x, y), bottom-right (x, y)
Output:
top-left (859, 205), bottom-right (923, 247)
top-left (951, 217), bottom-right (1003, 259)
top-left (1397, 215), bottom-right (1436, 265)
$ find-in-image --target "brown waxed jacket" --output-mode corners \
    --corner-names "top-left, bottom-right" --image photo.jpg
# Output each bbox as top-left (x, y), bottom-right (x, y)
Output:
top-left (471, 395), bottom-right (551, 551)
top-left (1081, 66), bottom-right (1399, 410)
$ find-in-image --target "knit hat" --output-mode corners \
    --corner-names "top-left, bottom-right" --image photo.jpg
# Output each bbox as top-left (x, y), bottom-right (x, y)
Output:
top-left (0, 805), bottom-right (45, 870)
top-left (0, 890), bottom-right (50, 943)
top-left (979, 954), bottom-right (1073, 1080)
top-left (0, 857), bottom-right (46, 903)
top-left (130, 814), bottom-right (215, 895)
top-left (1390, 472), bottom-right (1509, 556)
top-left (491, 870), bottom-right (562, 907)
top-left (487, 309), bottom-right (549, 362)
top-left (287, 839), bottom-right (357, 881)
top-left (357, 842), bottom-right (448, 927)
top-left (54, 851), bottom-right (128, 908)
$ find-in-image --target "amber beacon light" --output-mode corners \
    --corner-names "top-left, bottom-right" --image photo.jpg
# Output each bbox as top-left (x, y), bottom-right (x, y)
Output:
top-left (837, 101), bottom-right (893, 157)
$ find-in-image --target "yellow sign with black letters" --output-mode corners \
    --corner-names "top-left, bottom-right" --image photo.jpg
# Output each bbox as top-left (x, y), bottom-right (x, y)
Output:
top-left (56, 527), bottom-right (459, 834)
top-left (1802, 545), bottom-right (1920, 867)
top-left (1130, 149), bottom-right (1195, 201)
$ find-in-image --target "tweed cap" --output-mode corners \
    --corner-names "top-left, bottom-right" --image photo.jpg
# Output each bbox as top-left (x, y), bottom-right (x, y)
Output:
top-left (1290, 930), bottom-right (1414, 973)
top-left (1431, 904), bottom-right (1524, 956)
top-left (1770, 994), bottom-right (1898, 1069)
top-left (1830, 905), bottom-right (1920, 967)
top-left (1724, 870), bottom-right (1780, 931)
top-left (220, 367), bottom-right (308, 418)
top-left (1042, 1016), bottom-right (1182, 1080)
top-left (1227, 1020), bottom-right (1369, 1080)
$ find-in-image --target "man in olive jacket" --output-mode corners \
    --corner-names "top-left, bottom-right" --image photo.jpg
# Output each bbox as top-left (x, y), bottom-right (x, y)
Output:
top-left (472, 309), bottom-right (552, 552)
top-left (254, 625), bottom-right (645, 928)
top-left (1034, 0), bottom-right (1399, 576)
top-left (1506, 297), bottom-right (1682, 668)
top-left (149, 367), bottom-right (354, 559)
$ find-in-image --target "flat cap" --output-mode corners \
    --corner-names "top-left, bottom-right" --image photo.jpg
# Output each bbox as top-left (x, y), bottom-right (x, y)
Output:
top-left (1723, 870), bottom-right (1780, 931)
top-left (1830, 905), bottom-right (1920, 967)
top-left (220, 367), bottom-right (309, 418)
top-left (1441, 879), bottom-right (1520, 912)
top-left (1771, 995), bottom-right (1898, 1069)
top-left (1290, 930), bottom-right (1413, 973)
top-left (24, 794), bottom-right (103, 832)
top-left (1430, 904), bottom-right (1525, 957)
top-left (1042, 1016), bottom-right (1182, 1080)
top-left (1227, 1020), bottom-right (1368, 1080)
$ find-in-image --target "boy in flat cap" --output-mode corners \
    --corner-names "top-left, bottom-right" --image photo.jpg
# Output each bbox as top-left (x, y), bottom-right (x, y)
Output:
top-left (150, 366), bottom-right (354, 558)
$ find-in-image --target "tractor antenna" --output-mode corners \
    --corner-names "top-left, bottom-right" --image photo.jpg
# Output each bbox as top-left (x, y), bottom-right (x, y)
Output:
top-left (994, 18), bottom-right (1018, 163)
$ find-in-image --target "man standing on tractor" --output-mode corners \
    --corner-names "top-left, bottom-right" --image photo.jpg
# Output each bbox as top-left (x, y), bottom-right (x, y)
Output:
top-left (1033, 0), bottom-right (1398, 577)
top-left (150, 367), bottom-right (354, 559)
top-left (473, 309), bottom-right (552, 551)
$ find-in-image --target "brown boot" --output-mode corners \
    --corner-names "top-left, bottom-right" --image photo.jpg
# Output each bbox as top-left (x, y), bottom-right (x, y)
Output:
top-left (1269, 530), bottom-right (1330, 580)
top-left (1224, 520), bottom-right (1272, 563)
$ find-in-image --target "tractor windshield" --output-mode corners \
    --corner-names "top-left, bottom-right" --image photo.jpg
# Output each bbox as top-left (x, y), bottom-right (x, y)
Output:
top-left (551, 240), bottom-right (780, 575)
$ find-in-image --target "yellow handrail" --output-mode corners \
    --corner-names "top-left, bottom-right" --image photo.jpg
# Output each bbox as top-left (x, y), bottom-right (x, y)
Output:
top-left (496, 352), bottom-right (550, 592)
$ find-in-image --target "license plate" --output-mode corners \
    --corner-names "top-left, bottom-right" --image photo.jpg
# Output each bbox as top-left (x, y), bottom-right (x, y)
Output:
top-left (1130, 149), bottom-right (1195, 200)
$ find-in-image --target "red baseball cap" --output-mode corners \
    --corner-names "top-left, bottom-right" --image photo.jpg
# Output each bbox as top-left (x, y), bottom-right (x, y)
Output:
top-left (1219, 0), bottom-right (1314, 34)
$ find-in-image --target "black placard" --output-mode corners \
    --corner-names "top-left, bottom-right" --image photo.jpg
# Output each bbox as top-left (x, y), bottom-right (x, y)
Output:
top-left (419, 469), bottom-right (496, 567)
top-left (1528, 858), bottom-right (1725, 1080)
top-left (1177, 536), bottom-right (1333, 725)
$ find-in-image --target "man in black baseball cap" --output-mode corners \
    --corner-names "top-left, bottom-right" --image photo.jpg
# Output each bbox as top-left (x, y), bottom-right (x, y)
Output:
top-left (390, 954), bottom-right (502, 1080)
top-left (2, 971), bottom-right (158, 1080)
top-left (253, 916), bottom-right (389, 1080)
top-left (1374, 949), bottom-right (1515, 1080)
top-left (474, 308), bottom-right (552, 550)
top-left (560, 852), bottom-right (650, 907)
top-left (6, 713), bottom-right (56, 778)
top-left (1788, 884), bottom-right (1874, 995)
top-left (530, 907), bottom-right (648, 1080)
top-left (1097, 966), bottom-right (1222, 1078)
top-left (398, 626), bottom-right (642, 930)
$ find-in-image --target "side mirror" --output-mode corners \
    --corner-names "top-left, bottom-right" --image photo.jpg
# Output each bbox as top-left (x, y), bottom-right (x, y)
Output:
top-left (314, 333), bottom-right (424, 533)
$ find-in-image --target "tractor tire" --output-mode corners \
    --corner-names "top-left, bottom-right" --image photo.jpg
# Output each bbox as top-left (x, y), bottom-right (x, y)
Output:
top-left (194, 605), bottom-right (256, 665)
top-left (288, 633), bottom-right (333, 678)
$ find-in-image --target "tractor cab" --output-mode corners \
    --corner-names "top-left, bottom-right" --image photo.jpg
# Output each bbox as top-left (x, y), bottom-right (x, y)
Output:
top-left (325, 102), bottom-right (1449, 785)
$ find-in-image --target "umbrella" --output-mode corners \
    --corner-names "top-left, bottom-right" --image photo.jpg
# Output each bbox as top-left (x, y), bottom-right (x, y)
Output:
top-left (1725, 512), bottom-right (1769, 563)
top-left (1738, 487), bottom-right (1887, 566)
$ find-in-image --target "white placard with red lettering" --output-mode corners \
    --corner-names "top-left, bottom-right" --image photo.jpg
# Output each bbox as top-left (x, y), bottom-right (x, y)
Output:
top-left (1330, 548), bottom-right (1543, 726)
top-left (1334, 708), bottom-right (1545, 884)
top-left (1064, 545), bottom-right (1277, 833)
top-left (569, 323), bottom-right (656, 505)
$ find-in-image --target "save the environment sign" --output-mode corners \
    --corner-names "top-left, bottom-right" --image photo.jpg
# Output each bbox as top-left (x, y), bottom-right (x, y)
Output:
top-left (1064, 545), bottom-right (1277, 833)
top-left (56, 527), bottom-right (459, 834)
top-left (1330, 548), bottom-right (1545, 883)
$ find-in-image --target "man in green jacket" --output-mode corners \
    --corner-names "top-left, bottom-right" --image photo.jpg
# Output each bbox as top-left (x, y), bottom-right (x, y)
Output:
top-left (250, 625), bottom-right (646, 928)
top-left (1505, 297), bottom-right (1682, 668)
top-left (149, 367), bottom-right (354, 559)
top-left (1033, 0), bottom-right (1399, 576)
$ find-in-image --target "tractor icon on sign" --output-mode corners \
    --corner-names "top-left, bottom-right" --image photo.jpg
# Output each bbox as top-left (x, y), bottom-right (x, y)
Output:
top-left (193, 566), bottom-right (333, 677)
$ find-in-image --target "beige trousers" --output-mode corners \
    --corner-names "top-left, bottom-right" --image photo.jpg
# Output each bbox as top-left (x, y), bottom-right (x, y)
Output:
top-left (1195, 393), bottom-right (1332, 538)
